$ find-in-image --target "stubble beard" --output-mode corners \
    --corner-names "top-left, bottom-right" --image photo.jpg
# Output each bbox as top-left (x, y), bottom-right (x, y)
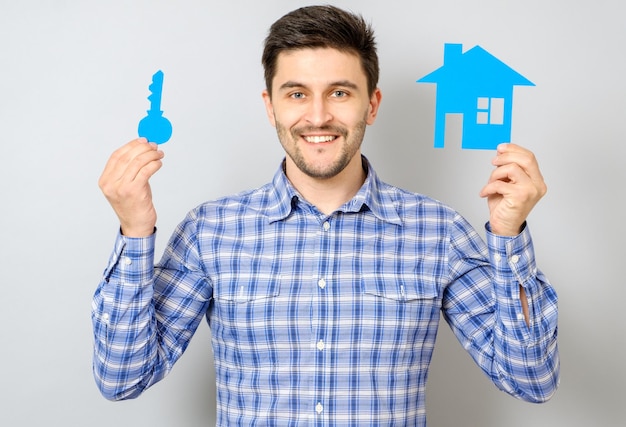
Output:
top-left (275, 118), bottom-right (367, 180)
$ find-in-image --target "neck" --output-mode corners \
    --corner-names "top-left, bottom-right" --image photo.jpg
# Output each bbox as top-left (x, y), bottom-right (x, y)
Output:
top-left (285, 154), bottom-right (366, 215)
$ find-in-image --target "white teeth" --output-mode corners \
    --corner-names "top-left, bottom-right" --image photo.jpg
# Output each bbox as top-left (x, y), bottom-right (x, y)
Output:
top-left (304, 135), bottom-right (335, 143)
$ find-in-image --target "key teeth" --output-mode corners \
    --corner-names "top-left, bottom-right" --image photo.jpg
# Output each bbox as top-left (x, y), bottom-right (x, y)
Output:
top-left (147, 71), bottom-right (164, 110)
top-left (150, 71), bottom-right (164, 89)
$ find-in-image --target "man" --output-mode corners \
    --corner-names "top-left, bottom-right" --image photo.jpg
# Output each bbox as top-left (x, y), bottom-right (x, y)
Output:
top-left (92, 5), bottom-right (559, 426)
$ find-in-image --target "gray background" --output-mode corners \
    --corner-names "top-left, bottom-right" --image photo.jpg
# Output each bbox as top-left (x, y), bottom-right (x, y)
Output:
top-left (1, 0), bottom-right (624, 425)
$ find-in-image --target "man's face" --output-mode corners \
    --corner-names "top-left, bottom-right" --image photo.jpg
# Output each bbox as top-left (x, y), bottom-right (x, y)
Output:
top-left (263, 48), bottom-right (381, 180)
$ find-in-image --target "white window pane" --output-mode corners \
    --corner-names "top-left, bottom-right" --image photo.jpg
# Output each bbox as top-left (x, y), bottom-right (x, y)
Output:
top-left (477, 111), bottom-right (489, 124)
top-left (490, 98), bottom-right (504, 125)
top-left (477, 97), bottom-right (489, 109)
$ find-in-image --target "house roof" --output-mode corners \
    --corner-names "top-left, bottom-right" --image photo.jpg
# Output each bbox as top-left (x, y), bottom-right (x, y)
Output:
top-left (417, 44), bottom-right (534, 87)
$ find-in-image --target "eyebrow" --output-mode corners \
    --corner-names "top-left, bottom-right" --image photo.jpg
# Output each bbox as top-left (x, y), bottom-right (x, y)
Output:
top-left (278, 80), bottom-right (360, 92)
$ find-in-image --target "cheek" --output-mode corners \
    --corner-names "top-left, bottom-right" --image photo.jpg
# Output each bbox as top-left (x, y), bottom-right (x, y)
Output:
top-left (335, 103), bottom-right (370, 124)
top-left (274, 107), bottom-right (306, 129)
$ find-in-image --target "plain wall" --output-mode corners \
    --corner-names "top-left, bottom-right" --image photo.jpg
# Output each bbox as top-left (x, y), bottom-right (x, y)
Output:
top-left (1, 0), bottom-right (624, 425)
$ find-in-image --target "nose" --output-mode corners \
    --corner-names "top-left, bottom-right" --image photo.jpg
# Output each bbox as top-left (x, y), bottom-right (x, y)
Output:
top-left (305, 96), bottom-right (333, 127)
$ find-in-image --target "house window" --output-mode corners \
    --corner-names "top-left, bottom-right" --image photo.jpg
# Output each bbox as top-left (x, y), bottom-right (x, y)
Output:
top-left (476, 97), bottom-right (504, 125)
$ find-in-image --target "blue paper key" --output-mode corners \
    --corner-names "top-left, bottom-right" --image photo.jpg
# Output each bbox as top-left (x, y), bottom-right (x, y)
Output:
top-left (138, 70), bottom-right (172, 144)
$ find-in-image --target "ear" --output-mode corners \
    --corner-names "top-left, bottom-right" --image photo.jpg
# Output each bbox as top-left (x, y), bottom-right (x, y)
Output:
top-left (262, 90), bottom-right (276, 127)
top-left (365, 88), bottom-right (382, 125)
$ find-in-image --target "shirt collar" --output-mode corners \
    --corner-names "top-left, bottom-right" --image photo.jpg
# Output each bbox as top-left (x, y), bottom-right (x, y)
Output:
top-left (266, 156), bottom-right (403, 226)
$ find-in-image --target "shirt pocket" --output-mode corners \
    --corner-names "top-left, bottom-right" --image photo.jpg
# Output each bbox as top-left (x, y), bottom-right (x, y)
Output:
top-left (360, 265), bottom-right (441, 366)
top-left (212, 255), bottom-right (282, 304)
top-left (211, 266), bottom-right (284, 367)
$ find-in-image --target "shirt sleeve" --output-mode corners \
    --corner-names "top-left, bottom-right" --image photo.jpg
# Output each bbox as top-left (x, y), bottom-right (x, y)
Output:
top-left (441, 216), bottom-right (560, 403)
top-left (91, 215), bottom-right (211, 401)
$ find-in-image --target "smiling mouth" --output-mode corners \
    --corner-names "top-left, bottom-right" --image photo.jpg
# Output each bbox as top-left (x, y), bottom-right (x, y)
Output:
top-left (303, 135), bottom-right (337, 143)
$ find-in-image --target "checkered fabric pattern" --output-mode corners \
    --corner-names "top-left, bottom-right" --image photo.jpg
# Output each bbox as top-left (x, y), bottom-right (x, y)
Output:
top-left (92, 157), bottom-right (559, 426)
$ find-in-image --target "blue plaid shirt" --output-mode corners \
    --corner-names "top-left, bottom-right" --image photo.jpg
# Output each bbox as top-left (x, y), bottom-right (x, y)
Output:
top-left (92, 158), bottom-right (559, 426)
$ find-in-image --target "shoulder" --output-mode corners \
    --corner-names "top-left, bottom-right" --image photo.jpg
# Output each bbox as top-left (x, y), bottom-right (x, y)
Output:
top-left (376, 179), bottom-right (458, 221)
top-left (190, 182), bottom-right (276, 219)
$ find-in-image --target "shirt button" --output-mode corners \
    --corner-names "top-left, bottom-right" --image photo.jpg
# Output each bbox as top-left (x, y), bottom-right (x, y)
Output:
top-left (316, 402), bottom-right (324, 414)
top-left (323, 221), bottom-right (330, 231)
top-left (494, 253), bottom-right (502, 262)
top-left (102, 313), bottom-right (110, 322)
top-left (122, 256), bottom-right (132, 266)
top-left (510, 255), bottom-right (520, 264)
top-left (317, 340), bottom-right (325, 351)
top-left (318, 278), bottom-right (326, 289)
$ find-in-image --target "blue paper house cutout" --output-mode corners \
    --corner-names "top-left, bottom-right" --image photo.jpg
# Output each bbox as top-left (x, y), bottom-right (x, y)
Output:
top-left (417, 43), bottom-right (534, 150)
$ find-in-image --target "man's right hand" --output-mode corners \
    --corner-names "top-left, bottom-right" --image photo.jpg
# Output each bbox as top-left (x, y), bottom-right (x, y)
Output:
top-left (98, 138), bottom-right (164, 237)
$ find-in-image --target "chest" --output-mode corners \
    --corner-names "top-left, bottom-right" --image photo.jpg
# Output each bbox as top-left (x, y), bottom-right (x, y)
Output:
top-left (201, 214), bottom-right (447, 354)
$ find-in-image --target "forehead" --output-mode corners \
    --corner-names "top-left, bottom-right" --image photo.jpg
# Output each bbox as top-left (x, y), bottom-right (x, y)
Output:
top-left (273, 48), bottom-right (367, 89)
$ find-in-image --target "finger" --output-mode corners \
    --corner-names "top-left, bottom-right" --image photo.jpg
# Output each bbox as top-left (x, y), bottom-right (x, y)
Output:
top-left (102, 138), bottom-right (149, 171)
top-left (495, 143), bottom-right (530, 156)
top-left (107, 139), bottom-right (161, 182)
top-left (492, 144), bottom-right (542, 180)
top-left (490, 153), bottom-right (546, 202)
top-left (480, 174), bottom-right (520, 198)
top-left (118, 148), bottom-right (164, 185)
top-left (99, 139), bottom-right (162, 192)
top-left (481, 169), bottom-right (545, 206)
top-left (492, 144), bottom-right (532, 167)
top-left (102, 153), bottom-right (163, 206)
top-left (133, 153), bottom-right (164, 183)
top-left (480, 179), bottom-right (512, 199)
top-left (100, 139), bottom-right (149, 184)
top-left (485, 162), bottom-right (529, 186)
top-left (480, 163), bottom-right (532, 198)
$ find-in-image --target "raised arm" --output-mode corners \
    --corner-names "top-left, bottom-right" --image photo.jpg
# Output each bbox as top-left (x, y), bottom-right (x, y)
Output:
top-left (92, 138), bottom-right (167, 400)
top-left (444, 144), bottom-right (558, 401)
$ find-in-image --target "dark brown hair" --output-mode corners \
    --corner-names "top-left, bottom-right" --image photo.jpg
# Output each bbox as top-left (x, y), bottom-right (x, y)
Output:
top-left (262, 5), bottom-right (379, 97)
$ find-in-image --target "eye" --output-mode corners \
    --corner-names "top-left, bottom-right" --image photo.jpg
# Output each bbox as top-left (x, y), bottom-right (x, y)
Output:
top-left (290, 92), bottom-right (306, 99)
top-left (331, 90), bottom-right (348, 98)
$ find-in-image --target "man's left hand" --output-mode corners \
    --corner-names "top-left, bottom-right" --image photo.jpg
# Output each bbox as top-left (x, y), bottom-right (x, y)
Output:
top-left (479, 143), bottom-right (547, 236)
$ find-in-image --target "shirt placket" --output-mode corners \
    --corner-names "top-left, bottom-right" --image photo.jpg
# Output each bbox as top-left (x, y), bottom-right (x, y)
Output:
top-left (311, 216), bottom-right (332, 425)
